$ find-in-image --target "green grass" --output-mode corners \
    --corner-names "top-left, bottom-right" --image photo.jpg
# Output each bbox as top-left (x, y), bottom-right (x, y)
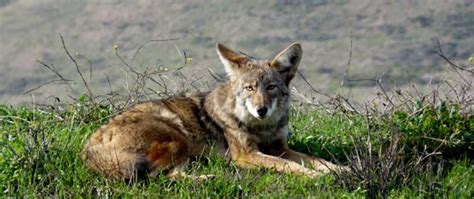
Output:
top-left (0, 103), bottom-right (472, 197)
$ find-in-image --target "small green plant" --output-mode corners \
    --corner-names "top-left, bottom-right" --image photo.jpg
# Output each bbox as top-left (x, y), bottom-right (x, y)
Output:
top-left (392, 101), bottom-right (473, 159)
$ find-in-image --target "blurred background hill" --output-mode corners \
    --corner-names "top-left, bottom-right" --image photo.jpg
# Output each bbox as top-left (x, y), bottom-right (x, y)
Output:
top-left (0, 0), bottom-right (472, 105)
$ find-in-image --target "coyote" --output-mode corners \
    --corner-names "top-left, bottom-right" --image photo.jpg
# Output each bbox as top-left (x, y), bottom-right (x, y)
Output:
top-left (82, 43), bottom-right (345, 180)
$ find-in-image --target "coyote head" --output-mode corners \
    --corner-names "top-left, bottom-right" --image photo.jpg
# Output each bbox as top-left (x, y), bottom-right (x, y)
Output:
top-left (216, 43), bottom-right (302, 121)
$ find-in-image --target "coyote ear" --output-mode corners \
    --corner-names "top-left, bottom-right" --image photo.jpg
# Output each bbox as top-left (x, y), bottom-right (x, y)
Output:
top-left (270, 43), bottom-right (302, 85)
top-left (216, 43), bottom-right (249, 79)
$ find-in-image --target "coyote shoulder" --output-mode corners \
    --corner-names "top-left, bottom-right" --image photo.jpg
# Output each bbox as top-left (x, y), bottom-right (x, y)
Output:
top-left (82, 43), bottom-right (345, 179)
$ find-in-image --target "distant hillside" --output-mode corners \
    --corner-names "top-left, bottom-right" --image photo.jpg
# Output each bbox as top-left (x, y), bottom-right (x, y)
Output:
top-left (0, 0), bottom-right (472, 104)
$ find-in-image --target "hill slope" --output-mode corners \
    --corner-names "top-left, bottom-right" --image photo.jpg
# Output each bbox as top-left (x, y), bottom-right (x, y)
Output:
top-left (0, 0), bottom-right (472, 104)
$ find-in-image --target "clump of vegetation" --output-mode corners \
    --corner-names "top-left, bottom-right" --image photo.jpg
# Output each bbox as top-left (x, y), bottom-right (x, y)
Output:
top-left (331, 74), bottom-right (473, 197)
top-left (332, 100), bottom-right (472, 198)
top-left (393, 101), bottom-right (472, 159)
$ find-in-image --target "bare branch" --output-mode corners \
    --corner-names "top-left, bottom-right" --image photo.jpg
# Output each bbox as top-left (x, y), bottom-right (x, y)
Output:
top-left (433, 37), bottom-right (474, 74)
top-left (131, 33), bottom-right (188, 61)
top-left (59, 33), bottom-right (94, 102)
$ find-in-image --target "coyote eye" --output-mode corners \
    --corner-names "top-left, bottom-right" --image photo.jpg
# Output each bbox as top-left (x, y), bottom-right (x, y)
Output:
top-left (245, 86), bottom-right (254, 91)
top-left (267, 85), bottom-right (277, 90)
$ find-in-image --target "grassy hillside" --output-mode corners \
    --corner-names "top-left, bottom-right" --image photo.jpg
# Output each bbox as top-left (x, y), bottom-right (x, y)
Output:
top-left (0, 96), bottom-right (472, 197)
top-left (0, 0), bottom-right (473, 104)
top-left (0, 1), bottom-right (472, 197)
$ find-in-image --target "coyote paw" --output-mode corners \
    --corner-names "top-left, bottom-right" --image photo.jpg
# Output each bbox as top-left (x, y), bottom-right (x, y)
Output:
top-left (195, 174), bottom-right (216, 181)
top-left (166, 170), bottom-right (216, 182)
top-left (315, 163), bottom-right (351, 175)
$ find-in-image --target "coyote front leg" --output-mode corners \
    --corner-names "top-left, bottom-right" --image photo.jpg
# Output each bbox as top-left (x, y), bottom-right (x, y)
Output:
top-left (281, 149), bottom-right (346, 173)
top-left (234, 151), bottom-right (323, 178)
top-left (225, 131), bottom-right (322, 178)
top-left (265, 138), bottom-right (348, 173)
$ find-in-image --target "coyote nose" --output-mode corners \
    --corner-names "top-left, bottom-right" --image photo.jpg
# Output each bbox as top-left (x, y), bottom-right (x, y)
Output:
top-left (257, 107), bottom-right (268, 117)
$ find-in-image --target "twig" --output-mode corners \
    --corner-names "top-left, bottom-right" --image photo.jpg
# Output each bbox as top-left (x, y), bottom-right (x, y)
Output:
top-left (207, 68), bottom-right (226, 82)
top-left (35, 60), bottom-right (74, 91)
top-left (433, 37), bottom-right (474, 74)
top-left (341, 27), bottom-right (353, 88)
top-left (76, 53), bottom-right (94, 80)
top-left (131, 33), bottom-right (188, 61)
top-left (297, 70), bottom-right (333, 99)
top-left (24, 79), bottom-right (74, 94)
top-left (375, 74), bottom-right (394, 107)
top-left (59, 33), bottom-right (94, 102)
